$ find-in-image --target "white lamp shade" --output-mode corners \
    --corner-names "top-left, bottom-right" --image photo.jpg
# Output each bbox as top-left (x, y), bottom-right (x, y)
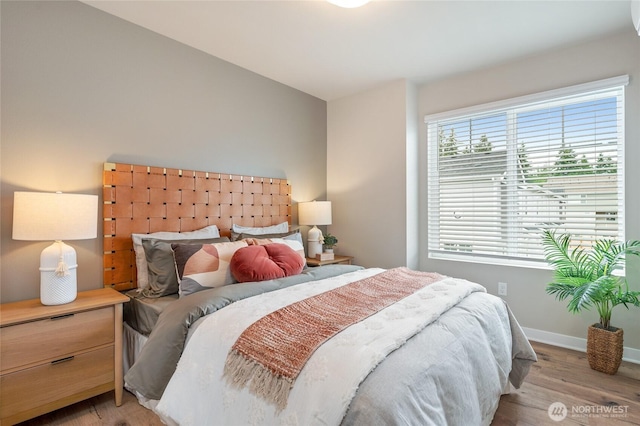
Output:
top-left (298, 201), bottom-right (332, 226)
top-left (13, 192), bottom-right (98, 241)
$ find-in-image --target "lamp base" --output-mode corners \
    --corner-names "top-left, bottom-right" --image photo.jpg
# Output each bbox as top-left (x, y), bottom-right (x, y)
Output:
top-left (40, 241), bottom-right (78, 305)
top-left (307, 225), bottom-right (324, 259)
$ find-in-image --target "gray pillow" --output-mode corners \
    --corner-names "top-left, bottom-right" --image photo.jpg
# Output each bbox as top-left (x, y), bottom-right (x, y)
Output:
top-left (141, 236), bottom-right (230, 297)
top-left (230, 229), bottom-right (302, 244)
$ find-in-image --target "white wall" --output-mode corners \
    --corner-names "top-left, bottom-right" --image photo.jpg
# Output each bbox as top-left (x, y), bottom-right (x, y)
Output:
top-left (327, 79), bottom-right (418, 269)
top-left (0, 1), bottom-right (327, 302)
top-left (418, 30), bottom-right (640, 351)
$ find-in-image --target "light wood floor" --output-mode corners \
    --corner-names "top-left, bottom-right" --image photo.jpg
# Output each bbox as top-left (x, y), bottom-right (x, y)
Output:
top-left (17, 341), bottom-right (640, 425)
top-left (493, 342), bottom-right (640, 425)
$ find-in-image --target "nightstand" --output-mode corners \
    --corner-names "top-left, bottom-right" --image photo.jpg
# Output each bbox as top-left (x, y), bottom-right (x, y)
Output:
top-left (305, 255), bottom-right (354, 267)
top-left (0, 288), bottom-right (128, 425)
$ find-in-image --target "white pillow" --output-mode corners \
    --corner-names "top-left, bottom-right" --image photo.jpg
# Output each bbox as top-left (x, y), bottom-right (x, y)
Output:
top-left (232, 221), bottom-right (289, 235)
top-left (131, 225), bottom-right (220, 289)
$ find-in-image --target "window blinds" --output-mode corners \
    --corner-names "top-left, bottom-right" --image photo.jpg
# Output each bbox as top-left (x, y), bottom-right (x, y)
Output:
top-left (425, 76), bottom-right (627, 265)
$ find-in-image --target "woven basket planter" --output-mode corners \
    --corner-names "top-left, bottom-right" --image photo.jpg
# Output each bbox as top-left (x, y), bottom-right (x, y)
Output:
top-left (587, 324), bottom-right (623, 375)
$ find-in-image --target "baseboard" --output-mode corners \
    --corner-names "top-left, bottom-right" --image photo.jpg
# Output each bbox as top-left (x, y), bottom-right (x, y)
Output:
top-left (523, 327), bottom-right (640, 365)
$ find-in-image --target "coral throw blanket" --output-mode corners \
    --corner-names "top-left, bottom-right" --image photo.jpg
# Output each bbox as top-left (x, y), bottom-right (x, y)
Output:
top-left (223, 267), bottom-right (443, 410)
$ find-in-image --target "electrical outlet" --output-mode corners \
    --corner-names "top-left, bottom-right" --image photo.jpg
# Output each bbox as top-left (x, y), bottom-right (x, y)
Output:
top-left (498, 282), bottom-right (508, 296)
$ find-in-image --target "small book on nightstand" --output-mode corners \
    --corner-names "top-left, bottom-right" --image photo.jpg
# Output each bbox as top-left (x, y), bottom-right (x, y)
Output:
top-left (316, 252), bottom-right (335, 261)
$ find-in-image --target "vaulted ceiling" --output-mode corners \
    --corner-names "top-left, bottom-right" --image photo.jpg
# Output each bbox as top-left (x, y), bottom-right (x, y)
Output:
top-left (83, 1), bottom-right (634, 101)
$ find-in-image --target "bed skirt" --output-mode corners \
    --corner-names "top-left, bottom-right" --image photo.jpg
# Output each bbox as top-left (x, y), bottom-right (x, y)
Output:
top-left (123, 322), bottom-right (148, 376)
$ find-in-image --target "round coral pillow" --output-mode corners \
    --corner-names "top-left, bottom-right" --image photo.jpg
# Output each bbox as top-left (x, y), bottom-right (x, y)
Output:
top-left (230, 243), bottom-right (305, 283)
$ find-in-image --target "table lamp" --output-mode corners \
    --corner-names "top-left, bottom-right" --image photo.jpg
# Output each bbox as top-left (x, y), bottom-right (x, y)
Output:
top-left (12, 191), bottom-right (98, 305)
top-left (298, 200), bottom-right (332, 259)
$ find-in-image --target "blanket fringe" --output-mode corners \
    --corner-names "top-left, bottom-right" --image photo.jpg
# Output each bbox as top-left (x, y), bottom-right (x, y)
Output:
top-left (224, 349), bottom-right (293, 411)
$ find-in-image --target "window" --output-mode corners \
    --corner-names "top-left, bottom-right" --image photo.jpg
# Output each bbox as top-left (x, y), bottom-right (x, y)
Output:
top-left (425, 76), bottom-right (627, 266)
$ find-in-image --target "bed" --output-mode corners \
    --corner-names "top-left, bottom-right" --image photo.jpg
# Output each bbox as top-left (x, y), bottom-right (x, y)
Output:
top-left (103, 162), bottom-right (537, 426)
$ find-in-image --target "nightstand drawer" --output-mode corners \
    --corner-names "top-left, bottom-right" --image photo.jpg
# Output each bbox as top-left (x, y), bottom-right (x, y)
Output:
top-left (0, 307), bottom-right (114, 373)
top-left (0, 345), bottom-right (114, 422)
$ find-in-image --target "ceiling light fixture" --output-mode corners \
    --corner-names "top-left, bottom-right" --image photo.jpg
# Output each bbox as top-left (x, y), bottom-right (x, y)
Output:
top-left (328, 0), bottom-right (371, 8)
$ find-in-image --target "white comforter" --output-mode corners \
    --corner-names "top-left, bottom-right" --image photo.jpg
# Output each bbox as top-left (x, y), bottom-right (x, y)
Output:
top-left (155, 268), bottom-right (489, 425)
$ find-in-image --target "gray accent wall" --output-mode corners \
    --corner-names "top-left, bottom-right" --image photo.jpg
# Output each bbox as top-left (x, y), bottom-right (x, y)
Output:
top-left (0, 1), bottom-right (327, 303)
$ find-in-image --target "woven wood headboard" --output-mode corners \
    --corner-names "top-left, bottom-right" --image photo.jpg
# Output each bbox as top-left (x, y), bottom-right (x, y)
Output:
top-left (102, 162), bottom-right (291, 291)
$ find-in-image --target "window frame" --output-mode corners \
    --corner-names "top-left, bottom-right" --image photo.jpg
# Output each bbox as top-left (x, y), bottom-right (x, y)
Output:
top-left (424, 75), bottom-right (628, 268)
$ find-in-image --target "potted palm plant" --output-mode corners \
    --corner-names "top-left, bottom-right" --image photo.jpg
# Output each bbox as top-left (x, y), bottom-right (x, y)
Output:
top-left (541, 230), bottom-right (640, 374)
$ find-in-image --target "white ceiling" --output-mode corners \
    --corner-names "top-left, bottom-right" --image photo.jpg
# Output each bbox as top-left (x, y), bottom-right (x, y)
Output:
top-left (83, 0), bottom-right (634, 101)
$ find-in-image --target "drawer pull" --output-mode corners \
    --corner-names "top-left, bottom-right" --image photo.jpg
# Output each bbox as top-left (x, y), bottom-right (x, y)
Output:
top-left (51, 356), bottom-right (75, 365)
top-left (51, 313), bottom-right (75, 321)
